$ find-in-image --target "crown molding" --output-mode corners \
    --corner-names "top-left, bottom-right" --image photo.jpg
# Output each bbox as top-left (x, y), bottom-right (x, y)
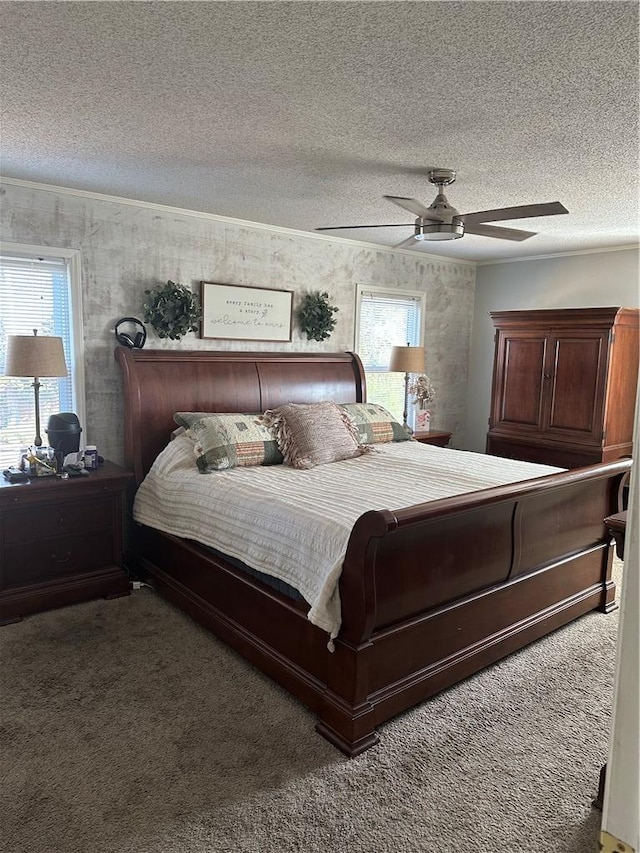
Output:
top-left (476, 243), bottom-right (640, 266)
top-left (0, 177), bottom-right (477, 267)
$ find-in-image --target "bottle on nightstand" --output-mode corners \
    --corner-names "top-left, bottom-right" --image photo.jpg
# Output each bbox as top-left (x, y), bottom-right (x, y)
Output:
top-left (83, 445), bottom-right (98, 470)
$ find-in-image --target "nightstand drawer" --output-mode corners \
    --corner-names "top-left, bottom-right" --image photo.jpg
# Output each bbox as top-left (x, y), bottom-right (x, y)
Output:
top-left (3, 530), bottom-right (116, 588)
top-left (3, 496), bottom-right (113, 545)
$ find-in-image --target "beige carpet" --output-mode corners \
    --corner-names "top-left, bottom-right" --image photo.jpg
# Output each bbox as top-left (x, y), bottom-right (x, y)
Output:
top-left (0, 561), bottom-right (623, 853)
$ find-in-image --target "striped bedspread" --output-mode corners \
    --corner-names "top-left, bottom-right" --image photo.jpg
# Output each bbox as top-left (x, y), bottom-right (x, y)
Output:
top-left (133, 435), bottom-right (563, 642)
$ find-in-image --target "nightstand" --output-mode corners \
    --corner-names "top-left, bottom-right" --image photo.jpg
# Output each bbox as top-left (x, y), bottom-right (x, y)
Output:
top-left (0, 461), bottom-right (133, 625)
top-left (413, 430), bottom-right (452, 447)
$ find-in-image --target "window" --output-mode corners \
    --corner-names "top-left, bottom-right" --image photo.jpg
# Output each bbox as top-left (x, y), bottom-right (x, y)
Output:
top-left (0, 245), bottom-right (85, 468)
top-left (355, 286), bottom-right (425, 422)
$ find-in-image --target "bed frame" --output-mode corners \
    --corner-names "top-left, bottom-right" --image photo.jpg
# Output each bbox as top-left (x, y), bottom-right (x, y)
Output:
top-left (117, 347), bottom-right (630, 756)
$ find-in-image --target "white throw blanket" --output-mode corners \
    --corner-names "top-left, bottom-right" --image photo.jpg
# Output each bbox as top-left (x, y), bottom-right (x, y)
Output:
top-left (133, 436), bottom-right (563, 643)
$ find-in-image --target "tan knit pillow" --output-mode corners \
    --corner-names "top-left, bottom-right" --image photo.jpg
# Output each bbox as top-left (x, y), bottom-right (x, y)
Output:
top-left (263, 402), bottom-right (370, 469)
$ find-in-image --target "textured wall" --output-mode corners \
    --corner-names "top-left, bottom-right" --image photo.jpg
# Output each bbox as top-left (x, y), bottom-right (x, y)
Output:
top-left (0, 182), bottom-right (476, 465)
top-left (467, 248), bottom-right (640, 452)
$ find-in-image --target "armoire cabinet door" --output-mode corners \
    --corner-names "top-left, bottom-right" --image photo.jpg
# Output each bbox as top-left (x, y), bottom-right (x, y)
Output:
top-left (543, 330), bottom-right (608, 443)
top-left (491, 331), bottom-right (547, 431)
top-left (487, 307), bottom-right (638, 468)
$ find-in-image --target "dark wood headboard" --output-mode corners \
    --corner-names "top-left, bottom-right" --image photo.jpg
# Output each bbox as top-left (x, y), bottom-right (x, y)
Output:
top-left (115, 348), bottom-right (366, 484)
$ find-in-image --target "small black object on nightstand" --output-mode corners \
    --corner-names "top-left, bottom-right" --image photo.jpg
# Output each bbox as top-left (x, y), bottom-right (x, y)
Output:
top-left (3, 468), bottom-right (30, 483)
top-left (63, 463), bottom-right (89, 477)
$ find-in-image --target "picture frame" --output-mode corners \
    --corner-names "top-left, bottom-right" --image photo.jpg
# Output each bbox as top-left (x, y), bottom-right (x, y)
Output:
top-left (200, 282), bottom-right (293, 342)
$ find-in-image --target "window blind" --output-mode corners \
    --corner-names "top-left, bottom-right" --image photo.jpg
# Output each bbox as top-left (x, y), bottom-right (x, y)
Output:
top-left (0, 254), bottom-right (75, 465)
top-left (358, 291), bottom-right (422, 371)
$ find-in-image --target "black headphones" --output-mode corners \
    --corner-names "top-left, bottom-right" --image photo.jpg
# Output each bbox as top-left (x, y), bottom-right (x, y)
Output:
top-left (115, 317), bottom-right (147, 349)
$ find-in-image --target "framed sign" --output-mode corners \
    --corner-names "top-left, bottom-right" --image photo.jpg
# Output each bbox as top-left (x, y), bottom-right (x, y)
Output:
top-left (200, 282), bottom-right (293, 342)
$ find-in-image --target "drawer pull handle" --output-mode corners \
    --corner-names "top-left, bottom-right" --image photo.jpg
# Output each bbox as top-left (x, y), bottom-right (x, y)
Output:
top-left (51, 551), bottom-right (72, 563)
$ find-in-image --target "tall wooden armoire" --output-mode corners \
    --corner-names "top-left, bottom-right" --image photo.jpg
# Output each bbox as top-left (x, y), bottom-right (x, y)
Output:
top-left (486, 307), bottom-right (639, 468)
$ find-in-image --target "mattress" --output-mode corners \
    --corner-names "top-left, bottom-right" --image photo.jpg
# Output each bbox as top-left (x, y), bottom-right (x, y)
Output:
top-left (133, 435), bottom-right (564, 642)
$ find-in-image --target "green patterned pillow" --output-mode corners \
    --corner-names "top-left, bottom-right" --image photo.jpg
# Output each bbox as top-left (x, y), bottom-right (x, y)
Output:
top-left (174, 412), bottom-right (283, 471)
top-left (339, 403), bottom-right (412, 444)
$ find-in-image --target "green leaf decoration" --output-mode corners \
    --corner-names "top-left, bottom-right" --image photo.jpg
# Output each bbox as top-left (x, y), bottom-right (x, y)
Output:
top-left (297, 291), bottom-right (339, 342)
top-left (143, 280), bottom-right (202, 341)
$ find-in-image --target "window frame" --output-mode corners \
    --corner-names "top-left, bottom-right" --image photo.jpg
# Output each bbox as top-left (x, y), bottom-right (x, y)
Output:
top-left (0, 241), bottom-right (86, 454)
top-left (354, 283), bottom-right (426, 367)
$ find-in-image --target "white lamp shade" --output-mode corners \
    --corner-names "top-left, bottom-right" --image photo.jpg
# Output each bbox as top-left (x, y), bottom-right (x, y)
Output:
top-left (388, 345), bottom-right (425, 373)
top-left (4, 334), bottom-right (68, 378)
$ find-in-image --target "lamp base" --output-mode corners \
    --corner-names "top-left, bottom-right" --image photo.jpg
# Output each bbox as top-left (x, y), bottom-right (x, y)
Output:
top-left (33, 377), bottom-right (43, 447)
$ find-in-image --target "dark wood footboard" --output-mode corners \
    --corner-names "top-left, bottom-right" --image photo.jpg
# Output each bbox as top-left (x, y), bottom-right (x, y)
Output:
top-left (317, 459), bottom-right (627, 754)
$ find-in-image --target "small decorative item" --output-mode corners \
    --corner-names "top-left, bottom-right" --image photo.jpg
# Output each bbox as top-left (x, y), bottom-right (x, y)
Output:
top-left (416, 408), bottom-right (431, 432)
top-left (298, 291), bottom-right (339, 342)
top-left (143, 280), bottom-right (202, 340)
top-left (408, 373), bottom-right (436, 432)
top-left (24, 446), bottom-right (57, 477)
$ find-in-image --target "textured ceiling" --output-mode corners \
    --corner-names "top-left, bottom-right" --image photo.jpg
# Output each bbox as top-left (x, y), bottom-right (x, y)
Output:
top-left (1, 1), bottom-right (638, 263)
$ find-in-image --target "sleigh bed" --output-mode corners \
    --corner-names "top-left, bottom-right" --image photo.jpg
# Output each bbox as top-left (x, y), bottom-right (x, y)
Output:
top-left (116, 347), bottom-right (629, 756)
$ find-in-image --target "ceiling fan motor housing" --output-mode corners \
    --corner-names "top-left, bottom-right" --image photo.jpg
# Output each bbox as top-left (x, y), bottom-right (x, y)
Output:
top-left (415, 221), bottom-right (465, 241)
top-left (418, 183), bottom-right (465, 240)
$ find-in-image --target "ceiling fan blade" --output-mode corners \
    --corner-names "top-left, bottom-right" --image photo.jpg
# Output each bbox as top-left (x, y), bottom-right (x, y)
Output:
top-left (464, 223), bottom-right (536, 241)
top-left (393, 235), bottom-right (420, 250)
top-left (383, 195), bottom-right (443, 221)
top-left (460, 201), bottom-right (568, 225)
top-left (315, 223), bottom-right (415, 231)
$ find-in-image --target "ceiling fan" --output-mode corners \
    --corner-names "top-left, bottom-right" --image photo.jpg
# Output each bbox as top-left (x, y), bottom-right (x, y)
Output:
top-left (316, 168), bottom-right (568, 246)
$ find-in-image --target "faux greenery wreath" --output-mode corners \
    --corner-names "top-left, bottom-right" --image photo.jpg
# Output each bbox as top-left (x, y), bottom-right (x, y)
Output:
top-left (298, 291), bottom-right (339, 342)
top-left (143, 280), bottom-right (202, 340)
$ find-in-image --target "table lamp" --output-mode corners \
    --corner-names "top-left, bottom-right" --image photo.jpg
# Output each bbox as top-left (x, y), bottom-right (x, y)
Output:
top-left (389, 343), bottom-right (425, 429)
top-left (4, 330), bottom-right (68, 447)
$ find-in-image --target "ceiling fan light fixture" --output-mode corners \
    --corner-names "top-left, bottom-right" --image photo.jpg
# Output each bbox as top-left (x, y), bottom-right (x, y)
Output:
top-left (415, 222), bottom-right (465, 241)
